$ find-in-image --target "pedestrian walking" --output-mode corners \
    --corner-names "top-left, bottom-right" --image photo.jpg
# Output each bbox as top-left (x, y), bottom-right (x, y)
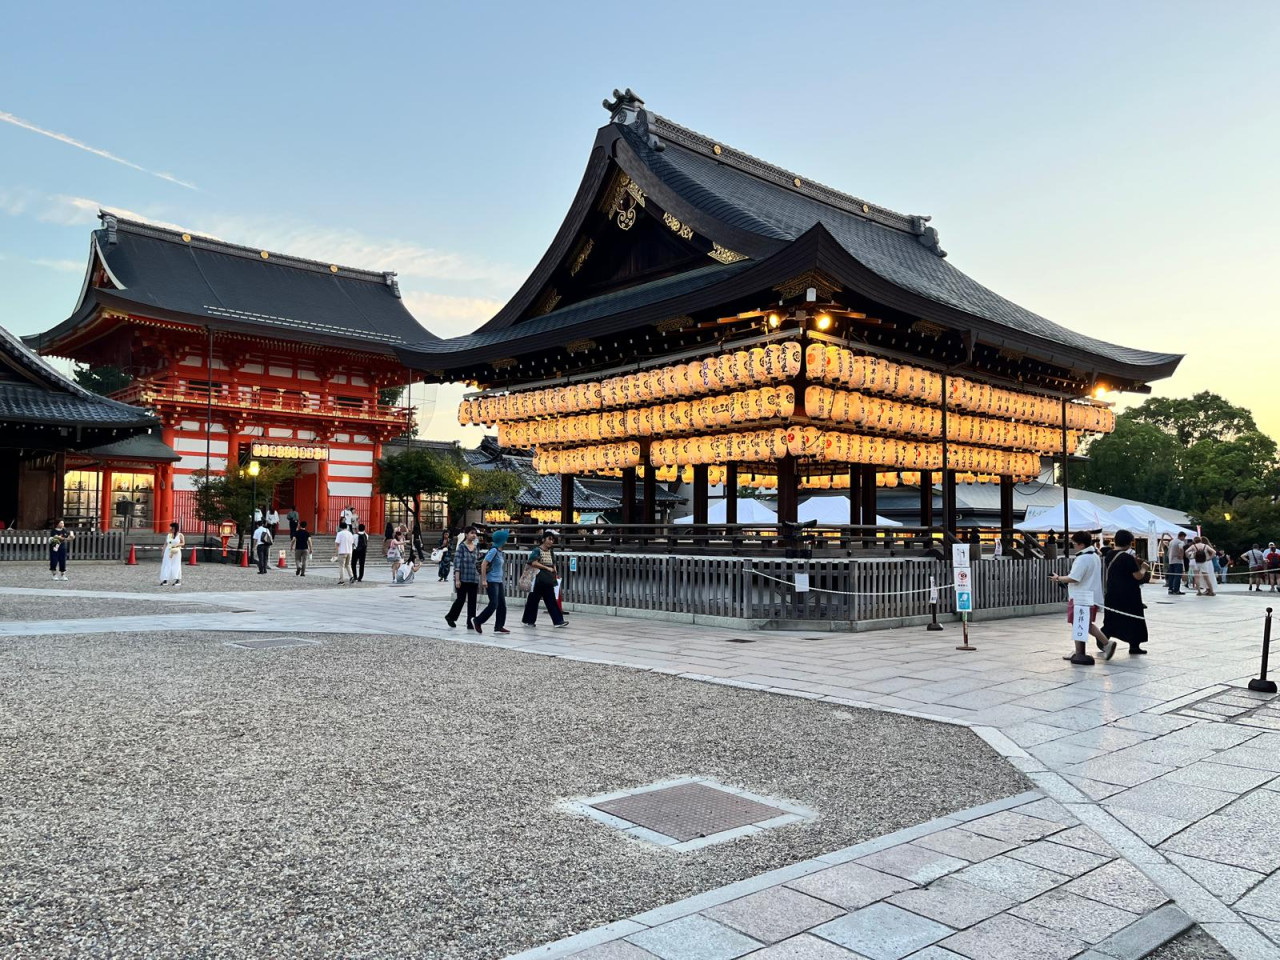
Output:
top-left (1187, 537), bottom-right (1216, 596)
top-left (445, 526), bottom-right (481, 629)
top-left (386, 528), bottom-right (404, 580)
top-left (252, 520), bottom-right (273, 574)
top-left (1044, 530), bottom-right (1058, 561)
top-left (522, 530), bottom-right (567, 628)
top-left (353, 523), bottom-right (369, 582)
top-left (1103, 529), bottom-right (1151, 655)
top-left (267, 506), bottom-right (280, 538)
top-left (473, 529), bottom-right (510, 635)
top-left (1215, 548), bottom-right (1230, 586)
top-left (1051, 531), bottom-right (1115, 663)
top-left (253, 504), bottom-right (263, 526)
top-left (334, 521), bottom-right (355, 584)
top-left (1165, 532), bottom-right (1187, 595)
top-left (160, 522), bottom-right (185, 587)
top-left (384, 518), bottom-right (395, 542)
top-left (47, 519), bottom-right (75, 581)
top-left (1244, 543), bottom-right (1267, 591)
top-left (287, 506), bottom-right (300, 542)
top-left (291, 520), bottom-right (313, 576)
top-left (436, 530), bottom-right (454, 581)
top-left (1267, 543), bottom-right (1280, 592)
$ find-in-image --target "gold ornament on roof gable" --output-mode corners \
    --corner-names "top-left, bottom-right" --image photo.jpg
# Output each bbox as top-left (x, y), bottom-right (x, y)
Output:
top-left (534, 288), bottom-right (562, 316)
top-left (774, 269), bottom-right (841, 301)
top-left (708, 243), bottom-right (747, 264)
top-left (662, 211), bottom-right (694, 239)
top-left (656, 315), bottom-right (692, 334)
top-left (565, 338), bottom-right (597, 356)
top-left (569, 237), bottom-right (594, 277)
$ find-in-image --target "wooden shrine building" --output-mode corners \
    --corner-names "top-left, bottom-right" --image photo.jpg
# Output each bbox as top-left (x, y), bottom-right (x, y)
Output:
top-left (398, 90), bottom-right (1182, 543)
top-left (30, 214), bottom-right (425, 534)
top-left (0, 322), bottom-right (158, 529)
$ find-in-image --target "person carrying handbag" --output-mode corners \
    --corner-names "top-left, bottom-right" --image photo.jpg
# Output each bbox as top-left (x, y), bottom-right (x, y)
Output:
top-left (445, 526), bottom-right (480, 629)
top-left (521, 530), bottom-right (566, 628)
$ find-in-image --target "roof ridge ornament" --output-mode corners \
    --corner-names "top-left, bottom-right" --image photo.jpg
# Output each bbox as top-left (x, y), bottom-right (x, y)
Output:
top-left (910, 216), bottom-right (946, 258)
top-left (102, 213), bottom-right (118, 245)
top-left (603, 87), bottom-right (664, 151)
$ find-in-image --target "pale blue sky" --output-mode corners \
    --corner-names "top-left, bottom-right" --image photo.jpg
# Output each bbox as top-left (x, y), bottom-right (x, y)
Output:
top-left (3, 1), bottom-right (1278, 441)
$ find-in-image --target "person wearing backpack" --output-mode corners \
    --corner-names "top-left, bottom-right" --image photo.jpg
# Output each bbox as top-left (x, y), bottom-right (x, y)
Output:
top-left (1186, 536), bottom-right (1216, 597)
top-left (1266, 542), bottom-right (1280, 592)
top-left (352, 523), bottom-right (369, 583)
top-left (522, 530), bottom-right (567, 628)
top-left (473, 529), bottom-right (510, 635)
top-left (252, 520), bottom-right (273, 574)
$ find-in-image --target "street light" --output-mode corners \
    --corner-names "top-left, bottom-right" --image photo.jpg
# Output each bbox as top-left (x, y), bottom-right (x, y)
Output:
top-left (460, 472), bottom-right (470, 488)
top-left (248, 460), bottom-right (261, 532)
top-left (1224, 512), bottom-right (1233, 522)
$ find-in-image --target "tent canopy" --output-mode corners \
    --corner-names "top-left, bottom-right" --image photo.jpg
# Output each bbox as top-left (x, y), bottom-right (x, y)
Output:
top-left (798, 496), bottom-right (902, 527)
top-left (674, 498), bottom-right (777, 524)
top-left (1106, 504), bottom-right (1196, 539)
top-left (1014, 499), bottom-right (1115, 533)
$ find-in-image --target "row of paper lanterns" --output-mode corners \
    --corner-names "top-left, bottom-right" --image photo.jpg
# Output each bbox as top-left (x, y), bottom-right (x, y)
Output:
top-left (532, 441), bottom-right (642, 475)
top-left (804, 387), bottom-right (1082, 454)
top-left (738, 470), bottom-right (1031, 489)
top-left (460, 341), bottom-right (805, 425)
top-left (499, 387), bottom-right (798, 447)
top-left (806, 344), bottom-right (1116, 432)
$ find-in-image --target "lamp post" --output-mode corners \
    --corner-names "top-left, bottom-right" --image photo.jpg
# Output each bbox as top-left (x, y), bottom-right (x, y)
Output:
top-left (249, 460), bottom-right (260, 531)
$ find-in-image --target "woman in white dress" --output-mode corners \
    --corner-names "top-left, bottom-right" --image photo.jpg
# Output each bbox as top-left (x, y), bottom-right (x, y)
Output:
top-left (160, 521), bottom-right (185, 587)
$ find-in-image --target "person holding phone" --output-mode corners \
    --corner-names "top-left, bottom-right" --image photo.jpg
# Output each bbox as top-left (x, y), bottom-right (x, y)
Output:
top-left (1051, 531), bottom-right (1115, 663)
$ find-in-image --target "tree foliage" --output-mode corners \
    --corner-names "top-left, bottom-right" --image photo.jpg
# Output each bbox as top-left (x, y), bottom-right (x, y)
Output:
top-left (448, 468), bottom-right (524, 518)
top-left (1074, 392), bottom-right (1279, 551)
top-left (74, 364), bottom-right (131, 396)
top-left (190, 462), bottom-right (296, 549)
top-left (376, 447), bottom-right (526, 528)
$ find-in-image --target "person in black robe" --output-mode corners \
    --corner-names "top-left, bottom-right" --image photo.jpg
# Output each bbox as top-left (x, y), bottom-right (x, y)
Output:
top-left (1104, 529), bottom-right (1152, 655)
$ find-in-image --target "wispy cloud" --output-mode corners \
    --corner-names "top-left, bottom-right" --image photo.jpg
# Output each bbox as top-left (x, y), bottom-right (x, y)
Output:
top-left (401, 290), bottom-right (502, 336)
top-left (0, 110), bottom-right (197, 190)
top-left (0, 252), bottom-right (82, 273)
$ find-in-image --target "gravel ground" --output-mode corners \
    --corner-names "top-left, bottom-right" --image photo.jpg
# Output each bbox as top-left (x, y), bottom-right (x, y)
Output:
top-left (0, 562), bottom-right (337, 594)
top-left (1, 630), bottom-right (1028, 960)
top-left (0, 596), bottom-right (228, 621)
top-left (1145, 926), bottom-right (1234, 959)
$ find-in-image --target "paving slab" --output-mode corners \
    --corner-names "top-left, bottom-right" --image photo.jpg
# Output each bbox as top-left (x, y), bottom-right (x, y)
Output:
top-left (952, 855), bottom-right (1070, 901)
top-left (787, 863), bottom-right (916, 911)
top-left (1107, 807), bottom-right (1192, 846)
top-left (734, 934), bottom-right (867, 958)
top-left (572, 942), bottom-right (662, 959)
top-left (886, 877), bottom-right (1015, 929)
top-left (1061, 756), bottom-right (1176, 788)
top-left (910, 828), bottom-right (1016, 863)
top-left (961, 811), bottom-right (1065, 844)
top-left (811, 903), bottom-right (952, 960)
top-left (938, 913), bottom-right (1085, 960)
top-left (1010, 888), bottom-right (1140, 944)
top-left (1104, 778), bottom-right (1238, 822)
top-left (1161, 761), bottom-right (1279, 794)
top-left (854, 846), bottom-right (968, 886)
top-left (1163, 852), bottom-right (1266, 905)
top-left (1005, 839), bottom-right (1112, 877)
top-left (1063, 860), bottom-right (1170, 913)
top-left (626, 915), bottom-right (761, 960)
top-left (704, 887), bottom-right (844, 944)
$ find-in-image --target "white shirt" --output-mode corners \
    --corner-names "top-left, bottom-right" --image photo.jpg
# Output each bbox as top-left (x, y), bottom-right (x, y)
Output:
top-left (252, 527), bottom-right (269, 545)
top-left (253, 509), bottom-right (263, 522)
top-left (1245, 549), bottom-right (1266, 566)
top-left (267, 510), bottom-right (279, 524)
top-left (1066, 547), bottom-right (1104, 605)
top-left (335, 529), bottom-right (355, 555)
top-left (1167, 539), bottom-right (1186, 564)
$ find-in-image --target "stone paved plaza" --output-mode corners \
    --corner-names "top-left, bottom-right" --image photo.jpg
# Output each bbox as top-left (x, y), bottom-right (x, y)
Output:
top-left (3, 560), bottom-right (1280, 958)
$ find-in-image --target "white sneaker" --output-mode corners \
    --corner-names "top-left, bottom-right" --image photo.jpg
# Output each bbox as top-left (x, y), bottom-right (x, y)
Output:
top-left (52, 573), bottom-right (59, 580)
top-left (60, 575), bottom-right (68, 581)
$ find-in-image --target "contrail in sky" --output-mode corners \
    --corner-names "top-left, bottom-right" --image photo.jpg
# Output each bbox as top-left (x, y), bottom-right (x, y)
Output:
top-left (0, 110), bottom-right (197, 190)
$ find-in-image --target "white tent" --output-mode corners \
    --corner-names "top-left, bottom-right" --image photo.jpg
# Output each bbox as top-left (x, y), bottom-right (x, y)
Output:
top-left (1107, 504), bottom-right (1196, 539)
top-left (1014, 498), bottom-right (1115, 533)
top-left (674, 498), bottom-right (777, 524)
top-left (798, 496), bottom-right (901, 527)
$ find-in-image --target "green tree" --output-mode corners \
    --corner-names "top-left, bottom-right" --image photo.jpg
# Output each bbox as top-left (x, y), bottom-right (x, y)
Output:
top-left (1199, 496), bottom-right (1280, 556)
top-left (1073, 419), bottom-right (1184, 508)
top-left (448, 469), bottom-right (524, 520)
top-left (74, 363), bottom-right (131, 396)
top-left (191, 462), bottom-right (297, 551)
top-left (376, 447), bottom-right (454, 531)
top-left (1128, 392), bottom-right (1261, 445)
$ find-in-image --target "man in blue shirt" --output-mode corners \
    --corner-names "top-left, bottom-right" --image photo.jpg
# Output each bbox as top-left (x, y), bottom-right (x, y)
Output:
top-left (472, 529), bottom-right (510, 634)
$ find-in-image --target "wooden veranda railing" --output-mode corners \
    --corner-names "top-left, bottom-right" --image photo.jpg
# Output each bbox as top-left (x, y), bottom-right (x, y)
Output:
top-left (0, 529), bottom-right (126, 561)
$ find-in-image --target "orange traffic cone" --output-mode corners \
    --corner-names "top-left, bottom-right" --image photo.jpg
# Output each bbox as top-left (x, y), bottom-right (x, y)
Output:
top-left (277, 549), bottom-right (287, 568)
top-left (239, 547), bottom-right (250, 568)
top-left (188, 547), bottom-right (199, 565)
top-left (125, 544), bottom-right (137, 565)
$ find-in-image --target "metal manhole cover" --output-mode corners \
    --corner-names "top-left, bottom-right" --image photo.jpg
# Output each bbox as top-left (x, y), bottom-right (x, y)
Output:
top-left (567, 778), bottom-right (816, 851)
top-left (226, 636), bottom-right (320, 650)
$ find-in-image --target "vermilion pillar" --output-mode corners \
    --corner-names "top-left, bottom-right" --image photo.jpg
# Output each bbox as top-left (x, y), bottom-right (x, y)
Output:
top-left (99, 468), bottom-right (113, 531)
top-left (370, 441), bottom-right (385, 534)
top-left (317, 459), bottom-right (330, 533)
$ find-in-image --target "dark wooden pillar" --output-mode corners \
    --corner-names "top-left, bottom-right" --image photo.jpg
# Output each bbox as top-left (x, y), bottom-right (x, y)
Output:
top-left (724, 463), bottom-right (738, 524)
top-left (693, 464), bottom-right (709, 524)
top-left (1000, 475), bottom-right (1015, 549)
top-left (620, 466), bottom-right (636, 524)
top-left (775, 455), bottom-right (798, 524)
top-left (943, 469), bottom-right (958, 537)
top-left (919, 469), bottom-right (934, 529)
top-left (861, 466), bottom-right (877, 527)
top-left (849, 466), bottom-right (862, 524)
top-left (560, 473), bottom-right (575, 526)
top-left (642, 466), bottom-right (656, 525)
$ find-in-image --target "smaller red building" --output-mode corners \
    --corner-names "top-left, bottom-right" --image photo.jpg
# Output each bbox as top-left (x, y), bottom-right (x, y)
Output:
top-left (30, 213), bottom-right (430, 534)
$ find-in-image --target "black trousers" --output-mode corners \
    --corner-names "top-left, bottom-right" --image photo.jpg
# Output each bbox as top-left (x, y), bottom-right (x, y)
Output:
top-left (49, 546), bottom-right (67, 573)
top-left (352, 549), bottom-right (367, 581)
top-left (447, 581), bottom-right (479, 625)
top-left (256, 543), bottom-right (269, 572)
top-left (523, 578), bottom-right (564, 625)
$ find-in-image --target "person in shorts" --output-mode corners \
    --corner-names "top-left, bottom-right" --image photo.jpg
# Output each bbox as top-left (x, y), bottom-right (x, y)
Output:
top-left (291, 520), bottom-right (312, 576)
top-left (1267, 543), bottom-right (1280, 592)
top-left (1051, 530), bottom-right (1115, 664)
top-left (1243, 543), bottom-right (1267, 591)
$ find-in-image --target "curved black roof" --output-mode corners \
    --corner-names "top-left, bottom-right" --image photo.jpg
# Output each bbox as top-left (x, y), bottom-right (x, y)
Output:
top-left (398, 93), bottom-right (1180, 385)
top-left (33, 215), bottom-right (439, 356)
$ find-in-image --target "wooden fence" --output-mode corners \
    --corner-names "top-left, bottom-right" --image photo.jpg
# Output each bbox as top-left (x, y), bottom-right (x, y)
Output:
top-left (499, 550), bottom-right (1071, 623)
top-left (0, 529), bottom-right (125, 561)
